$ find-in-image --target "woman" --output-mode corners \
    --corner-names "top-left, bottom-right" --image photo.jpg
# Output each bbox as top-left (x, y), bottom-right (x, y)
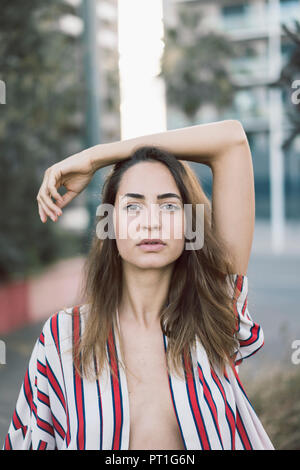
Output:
top-left (3, 120), bottom-right (274, 450)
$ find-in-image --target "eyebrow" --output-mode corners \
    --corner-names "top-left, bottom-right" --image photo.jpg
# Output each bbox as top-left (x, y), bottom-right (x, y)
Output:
top-left (121, 192), bottom-right (182, 201)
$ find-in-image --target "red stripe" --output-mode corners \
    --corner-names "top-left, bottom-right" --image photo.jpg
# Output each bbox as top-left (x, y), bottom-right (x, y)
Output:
top-left (39, 332), bottom-right (45, 345)
top-left (38, 440), bottom-right (47, 450)
top-left (108, 327), bottom-right (122, 450)
top-left (50, 314), bottom-right (60, 357)
top-left (23, 369), bottom-right (33, 411)
top-left (46, 361), bottom-right (66, 409)
top-left (37, 360), bottom-right (47, 377)
top-left (236, 275), bottom-right (243, 294)
top-left (73, 307), bottom-right (85, 450)
top-left (211, 367), bottom-right (236, 449)
top-left (52, 413), bottom-right (66, 440)
top-left (37, 389), bottom-right (50, 407)
top-left (233, 275), bottom-right (244, 330)
top-left (197, 365), bottom-right (223, 446)
top-left (4, 434), bottom-right (12, 450)
top-left (239, 323), bottom-right (260, 347)
top-left (12, 409), bottom-right (23, 430)
top-left (36, 415), bottom-right (55, 437)
top-left (51, 312), bottom-right (71, 446)
top-left (236, 408), bottom-right (252, 449)
top-left (183, 352), bottom-right (210, 450)
top-left (241, 297), bottom-right (247, 316)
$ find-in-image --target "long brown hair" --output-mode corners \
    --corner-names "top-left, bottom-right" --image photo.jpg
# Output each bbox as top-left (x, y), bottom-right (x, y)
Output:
top-left (74, 145), bottom-right (239, 382)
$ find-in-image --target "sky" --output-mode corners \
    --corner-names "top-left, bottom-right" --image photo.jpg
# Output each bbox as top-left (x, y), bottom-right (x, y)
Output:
top-left (118, 0), bottom-right (167, 139)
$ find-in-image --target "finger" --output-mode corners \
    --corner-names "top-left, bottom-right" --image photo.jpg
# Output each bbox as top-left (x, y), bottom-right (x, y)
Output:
top-left (40, 170), bottom-right (62, 216)
top-left (38, 195), bottom-right (58, 222)
top-left (39, 193), bottom-right (60, 220)
top-left (37, 201), bottom-right (47, 223)
top-left (47, 171), bottom-right (64, 205)
top-left (55, 190), bottom-right (78, 209)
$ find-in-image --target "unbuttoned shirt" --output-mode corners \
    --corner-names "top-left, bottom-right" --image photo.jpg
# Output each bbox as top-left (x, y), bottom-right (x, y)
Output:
top-left (3, 274), bottom-right (274, 450)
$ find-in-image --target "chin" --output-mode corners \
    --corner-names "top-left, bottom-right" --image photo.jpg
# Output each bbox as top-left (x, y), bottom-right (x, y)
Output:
top-left (128, 253), bottom-right (180, 270)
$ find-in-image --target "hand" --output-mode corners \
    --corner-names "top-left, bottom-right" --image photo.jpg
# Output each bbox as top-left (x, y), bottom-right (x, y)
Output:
top-left (36, 152), bottom-right (95, 223)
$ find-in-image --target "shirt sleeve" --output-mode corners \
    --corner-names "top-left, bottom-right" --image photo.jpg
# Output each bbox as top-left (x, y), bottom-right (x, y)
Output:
top-left (2, 329), bottom-right (56, 450)
top-left (229, 274), bottom-right (265, 366)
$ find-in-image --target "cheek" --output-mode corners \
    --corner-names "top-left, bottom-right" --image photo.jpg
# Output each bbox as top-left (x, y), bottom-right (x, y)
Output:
top-left (113, 208), bottom-right (139, 256)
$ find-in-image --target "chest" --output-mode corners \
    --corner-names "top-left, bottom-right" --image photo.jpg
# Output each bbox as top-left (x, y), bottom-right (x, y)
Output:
top-left (119, 322), bottom-right (185, 450)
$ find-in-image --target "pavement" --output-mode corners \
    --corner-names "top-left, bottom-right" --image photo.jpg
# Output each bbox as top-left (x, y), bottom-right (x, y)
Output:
top-left (0, 221), bottom-right (299, 446)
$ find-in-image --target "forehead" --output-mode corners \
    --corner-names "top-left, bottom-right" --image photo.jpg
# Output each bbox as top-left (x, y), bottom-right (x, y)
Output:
top-left (117, 161), bottom-right (179, 195)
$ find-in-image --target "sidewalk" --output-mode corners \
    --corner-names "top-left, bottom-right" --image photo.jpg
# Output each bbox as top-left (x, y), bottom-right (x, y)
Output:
top-left (251, 220), bottom-right (300, 256)
top-left (0, 256), bottom-right (85, 335)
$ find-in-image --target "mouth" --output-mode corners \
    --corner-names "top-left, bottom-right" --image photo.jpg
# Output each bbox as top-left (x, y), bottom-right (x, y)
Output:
top-left (137, 239), bottom-right (167, 252)
top-left (137, 239), bottom-right (166, 246)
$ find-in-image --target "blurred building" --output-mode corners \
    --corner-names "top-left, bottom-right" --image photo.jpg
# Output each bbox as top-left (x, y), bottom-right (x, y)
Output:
top-left (59, 0), bottom-right (121, 232)
top-left (95, 0), bottom-right (121, 144)
top-left (163, 0), bottom-right (300, 224)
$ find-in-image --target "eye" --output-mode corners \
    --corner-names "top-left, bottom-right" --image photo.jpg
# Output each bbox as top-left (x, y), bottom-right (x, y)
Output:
top-left (124, 203), bottom-right (141, 212)
top-left (161, 203), bottom-right (180, 211)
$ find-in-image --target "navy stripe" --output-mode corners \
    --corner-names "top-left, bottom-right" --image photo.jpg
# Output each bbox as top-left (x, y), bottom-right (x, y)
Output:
top-left (107, 327), bottom-right (124, 450)
top-left (112, 325), bottom-right (124, 449)
top-left (51, 410), bottom-right (66, 440)
top-left (51, 312), bottom-right (71, 445)
top-left (23, 369), bottom-right (33, 411)
top-left (12, 409), bottom-right (24, 431)
top-left (72, 311), bottom-right (86, 450)
top-left (162, 334), bottom-right (187, 450)
top-left (37, 359), bottom-right (47, 378)
top-left (197, 362), bottom-right (224, 449)
top-left (94, 355), bottom-right (103, 450)
top-left (37, 388), bottom-right (50, 407)
top-left (184, 352), bottom-right (211, 449)
top-left (236, 407), bottom-right (253, 450)
top-left (210, 369), bottom-right (236, 449)
top-left (45, 358), bottom-right (66, 410)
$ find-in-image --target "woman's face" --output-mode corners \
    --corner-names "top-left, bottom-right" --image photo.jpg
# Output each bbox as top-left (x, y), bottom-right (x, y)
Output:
top-left (113, 161), bottom-right (185, 269)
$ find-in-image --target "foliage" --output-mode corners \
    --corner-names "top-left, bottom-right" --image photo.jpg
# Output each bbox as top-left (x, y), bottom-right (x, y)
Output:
top-left (159, 3), bottom-right (237, 120)
top-left (245, 366), bottom-right (300, 450)
top-left (0, 0), bottom-right (85, 282)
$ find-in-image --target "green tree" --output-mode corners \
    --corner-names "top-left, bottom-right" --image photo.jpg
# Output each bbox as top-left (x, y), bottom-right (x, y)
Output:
top-left (0, 0), bottom-right (85, 282)
top-left (159, 3), bottom-right (237, 121)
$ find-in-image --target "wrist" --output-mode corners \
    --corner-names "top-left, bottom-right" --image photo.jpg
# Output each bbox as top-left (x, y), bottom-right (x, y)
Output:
top-left (83, 139), bottom-right (135, 173)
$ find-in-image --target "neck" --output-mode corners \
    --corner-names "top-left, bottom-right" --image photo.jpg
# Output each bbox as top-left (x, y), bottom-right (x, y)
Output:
top-left (118, 261), bottom-right (173, 330)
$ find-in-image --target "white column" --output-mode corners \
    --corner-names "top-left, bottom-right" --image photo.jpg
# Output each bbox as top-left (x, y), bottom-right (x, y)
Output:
top-left (268, 0), bottom-right (285, 254)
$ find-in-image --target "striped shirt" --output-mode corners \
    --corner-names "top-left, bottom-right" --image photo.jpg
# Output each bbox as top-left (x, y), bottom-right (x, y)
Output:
top-left (2, 274), bottom-right (274, 450)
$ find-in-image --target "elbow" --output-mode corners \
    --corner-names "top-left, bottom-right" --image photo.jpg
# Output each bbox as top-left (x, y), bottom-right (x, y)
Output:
top-left (227, 120), bottom-right (248, 147)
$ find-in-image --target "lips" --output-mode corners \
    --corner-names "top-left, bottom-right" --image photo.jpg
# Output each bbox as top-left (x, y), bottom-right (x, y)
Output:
top-left (137, 239), bottom-right (166, 246)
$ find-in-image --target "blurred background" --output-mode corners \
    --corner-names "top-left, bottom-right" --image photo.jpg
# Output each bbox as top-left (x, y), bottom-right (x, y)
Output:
top-left (0, 0), bottom-right (300, 449)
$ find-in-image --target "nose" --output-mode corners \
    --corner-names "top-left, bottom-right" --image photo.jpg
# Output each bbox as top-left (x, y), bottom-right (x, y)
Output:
top-left (140, 203), bottom-right (162, 231)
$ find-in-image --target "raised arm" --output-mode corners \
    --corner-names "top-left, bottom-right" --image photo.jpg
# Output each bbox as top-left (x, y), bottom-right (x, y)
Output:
top-left (87, 119), bottom-right (254, 274)
top-left (37, 120), bottom-right (255, 274)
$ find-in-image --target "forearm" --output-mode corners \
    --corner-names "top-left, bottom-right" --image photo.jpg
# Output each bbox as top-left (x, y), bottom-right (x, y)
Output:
top-left (84, 119), bottom-right (247, 172)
